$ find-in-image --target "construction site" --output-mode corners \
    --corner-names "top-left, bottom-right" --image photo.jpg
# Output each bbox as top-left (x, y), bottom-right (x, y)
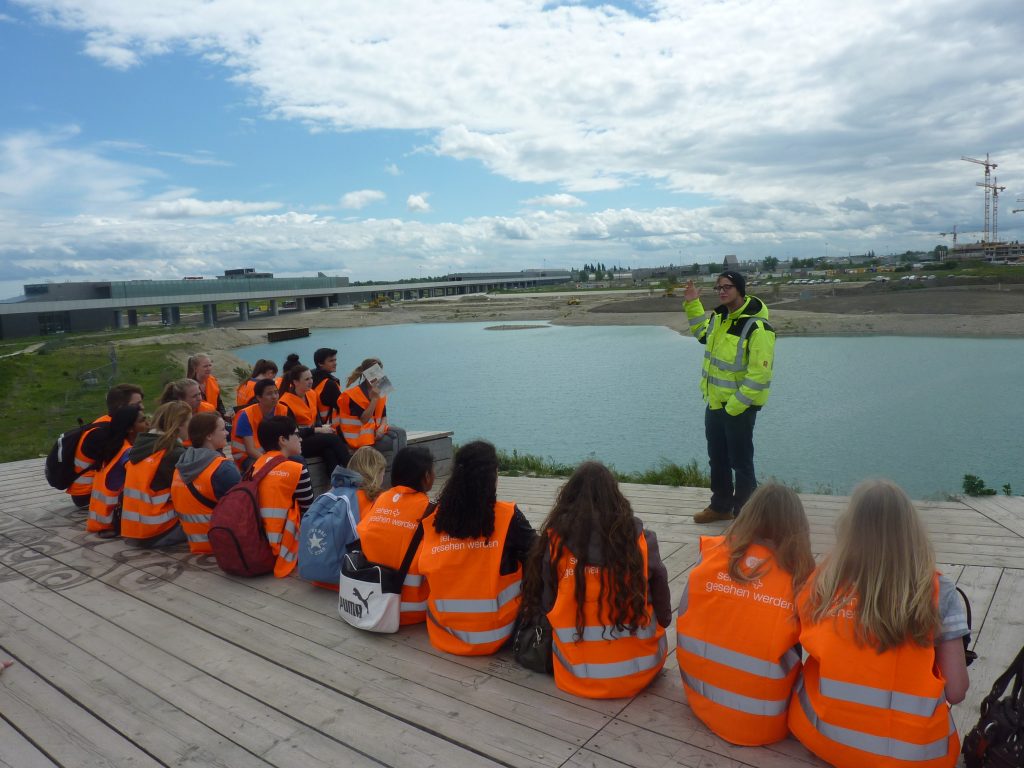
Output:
top-left (943, 153), bottom-right (1024, 262)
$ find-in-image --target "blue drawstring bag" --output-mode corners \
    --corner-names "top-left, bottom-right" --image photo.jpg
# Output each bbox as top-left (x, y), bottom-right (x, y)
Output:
top-left (298, 466), bottom-right (362, 584)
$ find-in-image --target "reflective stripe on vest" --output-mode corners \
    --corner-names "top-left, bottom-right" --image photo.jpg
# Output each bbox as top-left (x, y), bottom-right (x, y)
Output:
top-left (708, 317), bottom-right (760, 372)
top-left (794, 677), bottom-right (955, 762)
top-left (121, 505), bottom-right (177, 525)
top-left (427, 609), bottom-right (515, 646)
top-left (432, 581), bottom-right (521, 613)
top-left (553, 633), bottom-right (668, 680)
top-left (677, 633), bottom-right (800, 680)
top-left (123, 487), bottom-right (171, 506)
top-left (819, 676), bottom-right (945, 718)
top-left (681, 669), bottom-right (789, 716)
top-left (401, 600), bottom-right (428, 612)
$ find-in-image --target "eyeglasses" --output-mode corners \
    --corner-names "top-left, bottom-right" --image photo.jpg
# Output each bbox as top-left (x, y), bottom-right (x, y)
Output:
top-left (713, 284), bottom-right (735, 292)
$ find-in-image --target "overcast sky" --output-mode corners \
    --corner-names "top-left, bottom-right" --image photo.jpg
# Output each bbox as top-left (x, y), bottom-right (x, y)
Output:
top-left (1, 0), bottom-right (1022, 297)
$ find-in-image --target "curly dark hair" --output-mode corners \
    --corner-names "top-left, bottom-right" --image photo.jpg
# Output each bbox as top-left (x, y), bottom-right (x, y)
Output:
top-left (522, 461), bottom-right (648, 640)
top-left (434, 440), bottom-right (498, 539)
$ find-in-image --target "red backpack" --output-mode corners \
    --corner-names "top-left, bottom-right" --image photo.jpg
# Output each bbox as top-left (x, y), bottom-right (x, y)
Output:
top-left (208, 455), bottom-right (288, 577)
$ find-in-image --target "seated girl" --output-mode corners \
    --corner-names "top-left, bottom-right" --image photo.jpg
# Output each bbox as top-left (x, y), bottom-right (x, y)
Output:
top-left (522, 461), bottom-right (670, 697)
top-left (356, 446), bottom-right (435, 625)
top-left (676, 483), bottom-right (813, 744)
top-left (347, 446), bottom-right (387, 513)
top-left (171, 411), bottom-right (242, 554)
top-left (788, 479), bottom-right (969, 768)
top-left (230, 378), bottom-right (288, 470)
top-left (235, 358), bottom-right (279, 408)
top-left (337, 358), bottom-right (406, 469)
top-left (417, 441), bottom-right (536, 655)
top-left (253, 416), bottom-right (315, 578)
top-left (87, 404), bottom-right (150, 534)
top-left (121, 401), bottom-right (191, 547)
top-left (279, 365), bottom-right (350, 475)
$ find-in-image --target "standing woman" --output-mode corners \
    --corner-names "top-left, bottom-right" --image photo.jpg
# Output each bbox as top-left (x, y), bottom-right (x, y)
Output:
top-left (521, 461), bottom-right (671, 698)
top-left (279, 365), bottom-right (350, 475)
top-left (121, 401), bottom-right (191, 547)
top-left (87, 404), bottom-right (150, 534)
top-left (337, 358), bottom-right (407, 463)
top-left (230, 378), bottom-right (288, 470)
top-left (186, 354), bottom-right (224, 416)
top-left (235, 359), bottom-right (279, 409)
top-left (788, 479), bottom-right (969, 768)
top-left (676, 484), bottom-right (814, 744)
top-left (418, 440), bottom-right (536, 655)
top-left (171, 411), bottom-right (242, 554)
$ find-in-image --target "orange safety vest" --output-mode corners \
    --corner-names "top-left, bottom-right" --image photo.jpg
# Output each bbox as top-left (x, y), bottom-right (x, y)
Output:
top-left (170, 456), bottom-right (229, 554)
top-left (548, 530), bottom-right (667, 699)
top-left (279, 391), bottom-right (318, 429)
top-left (676, 536), bottom-right (801, 744)
top-left (87, 440), bottom-right (130, 533)
top-left (338, 385), bottom-right (386, 449)
top-left (229, 403), bottom-right (288, 467)
top-left (356, 486), bottom-right (431, 625)
top-left (312, 375), bottom-right (340, 431)
top-left (788, 573), bottom-right (958, 768)
top-left (199, 374), bottom-right (220, 412)
top-left (253, 451), bottom-right (303, 578)
top-left (235, 379), bottom-right (256, 408)
top-left (66, 414), bottom-right (112, 499)
top-left (418, 501), bottom-right (522, 656)
top-left (121, 447), bottom-right (178, 540)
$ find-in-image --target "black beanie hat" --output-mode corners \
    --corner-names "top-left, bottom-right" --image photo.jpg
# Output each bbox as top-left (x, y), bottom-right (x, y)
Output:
top-left (718, 270), bottom-right (746, 296)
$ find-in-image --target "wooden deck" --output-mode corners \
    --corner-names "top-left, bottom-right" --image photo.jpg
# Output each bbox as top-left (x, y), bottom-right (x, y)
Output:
top-left (2, 457), bottom-right (1022, 768)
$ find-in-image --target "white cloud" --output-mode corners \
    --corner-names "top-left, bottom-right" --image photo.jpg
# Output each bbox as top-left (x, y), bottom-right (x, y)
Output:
top-left (340, 189), bottom-right (386, 209)
top-left (523, 193), bottom-right (586, 209)
top-left (140, 197), bottom-right (282, 218)
top-left (384, 163), bottom-right (400, 176)
top-left (406, 193), bottom-right (431, 213)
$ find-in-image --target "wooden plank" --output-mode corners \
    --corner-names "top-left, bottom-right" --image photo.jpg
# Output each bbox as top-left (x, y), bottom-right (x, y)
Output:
top-left (955, 566), bottom-right (1003, 651)
top-left (0, 713), bottom-right (58, 768)
top-left (0, 529), bottom-right (581, 768)
top-left (583, 717), bottom-right (755, 768)
top-left (616, 691), bottom-right (828, 768)
top-left (961, 496), bottom-right (1024, 538)
top-left (954, 568), bottom-right (1024, 736)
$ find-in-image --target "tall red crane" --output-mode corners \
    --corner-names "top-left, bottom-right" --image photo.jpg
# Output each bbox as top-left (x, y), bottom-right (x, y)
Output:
top-left (962, 154), bottom-right (998, 241)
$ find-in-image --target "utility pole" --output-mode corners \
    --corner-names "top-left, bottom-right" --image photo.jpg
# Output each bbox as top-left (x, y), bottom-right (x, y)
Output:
top-left (962, 154), bottom-right (997, 241)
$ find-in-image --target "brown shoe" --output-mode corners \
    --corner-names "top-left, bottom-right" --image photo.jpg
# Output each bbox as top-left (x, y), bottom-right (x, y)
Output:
top-left (693, 506), bottom-right (734, 524)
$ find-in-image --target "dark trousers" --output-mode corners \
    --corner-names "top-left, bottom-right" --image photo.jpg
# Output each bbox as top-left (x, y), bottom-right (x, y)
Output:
top-left (705, 405), bottom-right (758, 516)
top-left (300, 432), bottom-right (351, 476)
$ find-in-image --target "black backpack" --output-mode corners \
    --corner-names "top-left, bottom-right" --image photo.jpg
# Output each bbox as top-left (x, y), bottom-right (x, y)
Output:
top-left (962, 642), bottom-right (1024, 767)
top-left (44, 421), bottom-right (99, 491)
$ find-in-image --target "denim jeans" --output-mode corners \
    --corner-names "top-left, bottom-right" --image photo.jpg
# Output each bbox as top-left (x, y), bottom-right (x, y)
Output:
top-left (704, 405), bottom-right (758, 515)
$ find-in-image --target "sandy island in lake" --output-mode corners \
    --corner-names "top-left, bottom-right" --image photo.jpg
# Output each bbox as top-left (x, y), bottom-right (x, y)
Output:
top-left (140, 282), bottom-right (1024, 392)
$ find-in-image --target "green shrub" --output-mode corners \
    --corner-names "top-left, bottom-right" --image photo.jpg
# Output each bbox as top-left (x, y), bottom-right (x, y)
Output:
top-left (962, 474), bottom-right (997, 496)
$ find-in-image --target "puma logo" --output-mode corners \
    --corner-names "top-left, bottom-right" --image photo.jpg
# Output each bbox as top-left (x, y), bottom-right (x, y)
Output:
top-left (353, 587), bottom-right (374, 610)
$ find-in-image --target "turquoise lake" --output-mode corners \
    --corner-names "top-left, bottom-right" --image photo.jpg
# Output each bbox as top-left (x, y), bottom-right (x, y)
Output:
top-left (235, 323), bottom-right (1019, 499)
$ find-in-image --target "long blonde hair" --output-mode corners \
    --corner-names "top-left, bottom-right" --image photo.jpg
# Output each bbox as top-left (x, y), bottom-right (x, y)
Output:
top-left (725, 483), bottom-right (814, 588)
top-left (347, 447), bottom-right (386, 501)
top-left (149, 401), bottom-right (192, 453)
top-left (808, 479), bottom-right (939, 652)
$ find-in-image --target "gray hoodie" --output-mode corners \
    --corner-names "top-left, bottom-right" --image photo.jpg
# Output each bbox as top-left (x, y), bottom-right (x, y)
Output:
top-left (175, 446), bottom-right (241, 498)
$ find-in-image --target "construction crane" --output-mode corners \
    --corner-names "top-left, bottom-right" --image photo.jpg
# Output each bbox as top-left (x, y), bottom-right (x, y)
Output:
top-left (977, 177), bottom-right (1007, 242)
top-left (939, 225), bottom-right (959, 247)
top-left (1014, 196), bottom-right (1024, 215)
top-left (962, 154), bottom-right (997, 241)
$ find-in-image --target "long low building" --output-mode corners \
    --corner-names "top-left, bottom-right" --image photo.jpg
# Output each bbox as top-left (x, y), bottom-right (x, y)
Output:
top-left (0, 269), bottom-right (572, 340)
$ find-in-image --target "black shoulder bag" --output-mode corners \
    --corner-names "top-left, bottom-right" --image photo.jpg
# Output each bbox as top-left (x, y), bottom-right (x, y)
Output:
top-left (962, 642), bottom-right (1024, 768)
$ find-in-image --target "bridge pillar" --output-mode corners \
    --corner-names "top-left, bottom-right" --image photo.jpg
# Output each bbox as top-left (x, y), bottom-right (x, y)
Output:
top-left (203, 303), bottom-right (217, 326)
top-left (127, 309), bottom-right (139, 328)
top-left (238, 301), bottom-right (250, 321)
top-left (269, 300), bottom-right (279, 316)
top-left (171, 306), bottom-right (181, 324)
top-left (296, 297), bottom-right (306, 311)
top-left (161, 306), bottom-right (172, 325)
top-left (112, 310), bottom-right (125, 329)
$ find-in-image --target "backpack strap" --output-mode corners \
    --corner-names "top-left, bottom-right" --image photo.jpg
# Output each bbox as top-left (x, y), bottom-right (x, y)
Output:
top-left (955, 586), bottom-right (978, 667)
top-left (185, 480), bottom-right (219, 509)
top-left (396, 501), bottom-right (437, 582)
top-left (247, 454), bottom-right (290, 485)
